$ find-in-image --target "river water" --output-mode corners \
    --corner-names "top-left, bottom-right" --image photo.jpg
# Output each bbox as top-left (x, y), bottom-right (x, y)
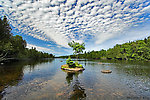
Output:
top-left (0, 58), bottom-right (150, 100)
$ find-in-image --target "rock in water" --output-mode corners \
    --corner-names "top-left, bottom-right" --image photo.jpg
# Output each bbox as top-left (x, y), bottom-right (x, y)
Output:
top-left (101, 70), bottom-right (112, 73)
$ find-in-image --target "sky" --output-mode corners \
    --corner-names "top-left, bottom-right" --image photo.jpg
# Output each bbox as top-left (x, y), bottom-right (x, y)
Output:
top-left (0, 0), bottom-right (150, 56)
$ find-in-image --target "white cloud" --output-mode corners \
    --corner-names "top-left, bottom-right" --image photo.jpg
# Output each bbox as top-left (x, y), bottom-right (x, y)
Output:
top-left (142, 5), bottom-right (150, 12)
top-left (66, 0), bottom-right (76, 6)
top-left (0, 0), bottom-right (150, 55)
top-left (27, 44), bottom-right (53, 52)
top-left (124, 0), bottom-right (134, 5)
top-left (27, 43), bottom-right (62, 55)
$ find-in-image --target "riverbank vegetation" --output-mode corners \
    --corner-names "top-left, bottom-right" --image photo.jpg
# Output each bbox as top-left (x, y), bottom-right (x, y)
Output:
top-left (0, 16), bottom-right (54, 62)
top-left (60, 36), bottom-right (150, 61)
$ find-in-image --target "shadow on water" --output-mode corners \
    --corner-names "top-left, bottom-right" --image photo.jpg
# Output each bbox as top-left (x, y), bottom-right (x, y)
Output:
top-left (0, 58), bottom-right (54, 99)
top-left (62, 70), bottom-right (86, 100)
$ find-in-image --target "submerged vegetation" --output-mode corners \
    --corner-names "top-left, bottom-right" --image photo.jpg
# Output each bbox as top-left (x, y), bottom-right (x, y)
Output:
top-left (0, 16), bottom-right (54, 62)
top-left (60, 36), bottom-right (150, 61)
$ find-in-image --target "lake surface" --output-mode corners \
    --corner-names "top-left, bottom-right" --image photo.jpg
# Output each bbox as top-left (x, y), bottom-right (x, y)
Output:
top-left (0, 58), bottom-right (150, 100)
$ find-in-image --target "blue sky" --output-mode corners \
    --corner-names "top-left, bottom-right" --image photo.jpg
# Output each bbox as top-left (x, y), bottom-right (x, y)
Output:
top-left (0, 0), bottom-right (150, 56)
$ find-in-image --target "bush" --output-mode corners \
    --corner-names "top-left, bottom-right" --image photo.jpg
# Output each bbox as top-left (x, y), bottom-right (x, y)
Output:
top-left (66, 56), bottom-right (75, 67)
top-left (75, 61), bottom-right (83, 68)
top-left (66, 57), bottom-right (83, 68)
top-left (78, 64), bottom-right (83, 68)
top-left (75, 61), bottom-right (79, 67)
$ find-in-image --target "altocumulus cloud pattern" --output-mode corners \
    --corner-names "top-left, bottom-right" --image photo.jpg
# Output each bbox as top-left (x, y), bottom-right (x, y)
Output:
top-left (0, 0), bottom-right (150, 55)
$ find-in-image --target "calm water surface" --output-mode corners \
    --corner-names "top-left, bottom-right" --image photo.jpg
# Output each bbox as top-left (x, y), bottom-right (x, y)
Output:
top-left (0, 58), bottom-right (150, 100)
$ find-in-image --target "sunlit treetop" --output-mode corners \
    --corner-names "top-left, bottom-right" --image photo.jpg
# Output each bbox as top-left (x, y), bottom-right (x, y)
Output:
top-left (68, 41), bottom-right (85, 55)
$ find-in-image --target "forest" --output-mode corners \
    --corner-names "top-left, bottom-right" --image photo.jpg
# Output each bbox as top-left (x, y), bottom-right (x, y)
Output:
top-left (0, 16), bottom-right (54, 62)
top-left (60, 36), bottom-right (150, 61)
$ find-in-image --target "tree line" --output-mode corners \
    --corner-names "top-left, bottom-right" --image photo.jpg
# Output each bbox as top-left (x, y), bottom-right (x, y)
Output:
top-left (60, 36), bottom-right (150, 61)
top-left (0, 16), bottom-right (54, 62)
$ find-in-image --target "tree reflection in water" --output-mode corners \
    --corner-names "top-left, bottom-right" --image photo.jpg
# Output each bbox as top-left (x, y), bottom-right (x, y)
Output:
top-left (0, 58), bottom-right (54, 99)
top-left (63, 70), bottom-right (86, 100)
